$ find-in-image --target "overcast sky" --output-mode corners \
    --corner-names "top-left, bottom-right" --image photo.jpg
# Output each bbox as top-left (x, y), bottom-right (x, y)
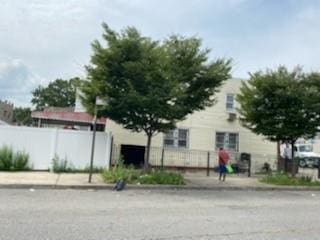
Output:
top-left (1, 0), bottom-right (320, 107)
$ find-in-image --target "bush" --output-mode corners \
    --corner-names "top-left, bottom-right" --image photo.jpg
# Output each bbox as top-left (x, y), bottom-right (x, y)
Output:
top-left (102, 161), bottom-right (185, 185)
top-left (52, 155), bottom-right (73, 173)
top-left (13, 150), bottom-right (30, 170)
top-left (138, 170), bottom-right (185, 185)
top-left (260, 172), bottom-right (320, 186)
top-left (0, 146), bottom-right (13, 170)
top-left (0, 146), bottom-right (30, 171)
top-left (52, 155), bottom-right (104, 173)
top-left (102, 164), bottom-right (142, 183)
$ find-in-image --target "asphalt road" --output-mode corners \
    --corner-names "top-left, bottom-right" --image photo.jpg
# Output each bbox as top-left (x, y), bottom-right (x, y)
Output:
top-left (0, 189), bottom-right (319, 240)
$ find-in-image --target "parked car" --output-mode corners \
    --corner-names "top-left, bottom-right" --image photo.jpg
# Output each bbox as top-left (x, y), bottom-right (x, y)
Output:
top-left (295, 144), bottom-right (320, 168)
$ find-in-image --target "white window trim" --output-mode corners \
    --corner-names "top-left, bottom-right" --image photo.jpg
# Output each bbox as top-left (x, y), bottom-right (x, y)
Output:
top-left (215, 131), bottom-right (239, 152)
top-left (163, 128), bottom-right (189, 149)
top-left (226, 93), bottom-right (236, 113)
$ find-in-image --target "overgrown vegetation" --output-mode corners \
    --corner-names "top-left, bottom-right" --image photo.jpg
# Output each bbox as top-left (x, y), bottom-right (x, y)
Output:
top-left (102, 160), bottom-right (185, 185)
top-left (0, 146), bottom-right (31, 171)
top-left (260, 172), bottom-right (320, 186)
top-left (51, 155), bottom-right (103, 173)
top-left (52, 155), bottom-right (73, 173)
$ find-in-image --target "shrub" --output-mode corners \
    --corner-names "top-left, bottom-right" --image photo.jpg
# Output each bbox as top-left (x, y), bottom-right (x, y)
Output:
top-left (102, 161), bottom-right (185, 185)
top-left (0, 146), bottom-right (30, 171)
top-left (138, 170), bottom-right (185, 185)
top-left (13, 150), bottom-right (30, 170)
top-left (260, 172), bottom-right (320, 186)
top-left (52, 155), bottom-right (73, 173)
top-left (102, 164), bottom-right (142, 183)
top-left (0, 146), bottom-right (13, 170)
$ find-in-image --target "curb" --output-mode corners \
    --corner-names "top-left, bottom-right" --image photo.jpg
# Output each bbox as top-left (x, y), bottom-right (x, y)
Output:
top-left (0, 183), bottom-right (320, 191)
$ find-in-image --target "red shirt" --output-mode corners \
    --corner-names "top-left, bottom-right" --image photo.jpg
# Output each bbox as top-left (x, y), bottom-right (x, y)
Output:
top-left (218, 149), bottom-right (229, 165)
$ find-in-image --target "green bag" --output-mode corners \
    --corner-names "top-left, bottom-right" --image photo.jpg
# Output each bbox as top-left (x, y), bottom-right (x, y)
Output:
top-left (226, 164), bottom-right (233, 173)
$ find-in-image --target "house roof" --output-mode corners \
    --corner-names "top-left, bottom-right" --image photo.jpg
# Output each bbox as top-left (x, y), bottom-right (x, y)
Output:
top-left (31, 111), bottom-right (107, 125)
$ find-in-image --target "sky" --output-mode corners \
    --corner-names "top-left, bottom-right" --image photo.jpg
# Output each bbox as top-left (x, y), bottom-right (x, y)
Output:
top-left (0, 0), bottom-right (320, 107)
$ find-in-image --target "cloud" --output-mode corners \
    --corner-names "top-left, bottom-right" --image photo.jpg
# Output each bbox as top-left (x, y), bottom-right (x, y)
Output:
top-left (0, 0), bottom-right (320, 106)
top-left (0, 59), bottom-right (44, 107)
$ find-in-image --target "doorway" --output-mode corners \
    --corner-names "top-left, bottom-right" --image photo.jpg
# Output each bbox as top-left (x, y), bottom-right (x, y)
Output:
top-left (120, 145), bottom-right (145, 167)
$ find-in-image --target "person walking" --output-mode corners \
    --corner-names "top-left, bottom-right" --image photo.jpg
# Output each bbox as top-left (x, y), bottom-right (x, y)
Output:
top-left (218, 147), bottom-right (229, 181)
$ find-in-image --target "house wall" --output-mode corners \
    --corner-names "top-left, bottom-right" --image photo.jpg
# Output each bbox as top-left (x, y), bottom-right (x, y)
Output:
top-left (106, 79), bottom-right (278, 171)
top-left (0, 126), bottom-right (112, 170)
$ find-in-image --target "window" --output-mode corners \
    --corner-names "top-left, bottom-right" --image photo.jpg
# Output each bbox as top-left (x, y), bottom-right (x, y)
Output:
top-left (215, 132), bottom-right (239, 152)
top-left (164, 129), bottom-right (189, 148)
top-left (226, 93), bottom-right (235, 112)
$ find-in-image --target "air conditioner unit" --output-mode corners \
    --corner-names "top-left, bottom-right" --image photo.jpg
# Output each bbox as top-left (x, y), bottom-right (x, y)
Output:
top-left (227, 112), bottom-right (237, 121)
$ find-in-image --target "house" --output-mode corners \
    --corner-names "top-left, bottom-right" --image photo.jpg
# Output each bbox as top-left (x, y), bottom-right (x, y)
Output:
top-left (0, 100), bottom-right (13, 124)
top-left (31, 96), bottom-right (107, 131)
top-left (106, 78), bottom-right (278, 171)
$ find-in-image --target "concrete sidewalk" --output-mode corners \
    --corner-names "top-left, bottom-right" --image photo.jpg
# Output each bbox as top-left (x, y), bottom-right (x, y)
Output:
top-left (0, 171), bottom-right (320, 191)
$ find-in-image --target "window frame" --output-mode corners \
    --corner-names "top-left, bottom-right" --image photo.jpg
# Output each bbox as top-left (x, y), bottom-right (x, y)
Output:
top-left (163, 128), bottom-right (189, 148)
top-left (226, 93), bottom-right (235, 113)
top-left (215, 131), bottom-right (239, 152)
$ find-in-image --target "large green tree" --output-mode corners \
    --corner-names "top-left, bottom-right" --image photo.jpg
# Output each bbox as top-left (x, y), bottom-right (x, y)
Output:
top-left (81, 24), bottom-right (232, 169)
top-left (31, 78), bottom-right (79, 111)
top-left (13, 107), bottom-right (32, 126)
top-left (237, 66), bottom-right (320, 176)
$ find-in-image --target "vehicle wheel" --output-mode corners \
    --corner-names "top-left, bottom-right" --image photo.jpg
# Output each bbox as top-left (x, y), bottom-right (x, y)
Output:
top-left (299, 159), bottom-right (307, 168)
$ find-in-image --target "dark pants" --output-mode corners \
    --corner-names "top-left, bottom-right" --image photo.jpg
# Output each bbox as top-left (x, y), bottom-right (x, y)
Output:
top-left (219, 164), bottom-right (226, 181)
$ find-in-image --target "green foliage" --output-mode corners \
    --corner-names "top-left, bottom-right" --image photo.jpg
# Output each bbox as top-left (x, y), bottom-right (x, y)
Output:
top-left (0, 146), bottom-right (13, 170)
top-left (13, 107), bottom-right (32, 126)
top-left (0, 146), bottom-right (30, 171)
top-left (260, 172), bottom-right (320, 186)
top-left (102, 162), bottom-right (185, 185)
top-left (81, 24), bottom-right (232, 167)
top-left (102, 164), bottom-right (142, 183)
top-left (13, 150), bottom-right (30, 170)
top-left (138, 170), bottom-right (185, 185)
top-left (31, 78), bottom-right (79, 111)
top-left (237, 66), bottom-right (320, 144)
top-left (51, 155), bottom-right (103, 173)
top-left (52, 155), bottom-right (73, 173)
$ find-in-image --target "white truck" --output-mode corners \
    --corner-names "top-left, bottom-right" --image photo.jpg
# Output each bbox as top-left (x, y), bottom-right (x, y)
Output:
top-left (295, 144), bottom-right (320, 168)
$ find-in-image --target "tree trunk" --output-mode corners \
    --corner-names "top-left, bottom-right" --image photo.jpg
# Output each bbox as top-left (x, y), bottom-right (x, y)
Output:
top-left (277, 141), bottom-right (280, 171)
top-left (291, 140), bottom-right (296, 177)
top-left (144, 134), bottom-right (152, 171)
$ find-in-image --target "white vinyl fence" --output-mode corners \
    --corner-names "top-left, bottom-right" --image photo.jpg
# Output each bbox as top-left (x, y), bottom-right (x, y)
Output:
top-left (0, 126), bottom-right (112, 170)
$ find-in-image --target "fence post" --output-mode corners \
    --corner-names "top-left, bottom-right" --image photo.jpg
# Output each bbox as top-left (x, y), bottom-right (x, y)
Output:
top-left (248, 157), bottom-right (251, 177)
top-left (318, 160), bottom-right (320, 179)
top-left (161, 148), bottom-right (165, 170)
top-left (206, 151), bottom-right (210, 177)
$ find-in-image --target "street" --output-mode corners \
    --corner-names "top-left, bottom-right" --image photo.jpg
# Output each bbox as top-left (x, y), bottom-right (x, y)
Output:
top-left (0, 189), bottom-right (319, 240)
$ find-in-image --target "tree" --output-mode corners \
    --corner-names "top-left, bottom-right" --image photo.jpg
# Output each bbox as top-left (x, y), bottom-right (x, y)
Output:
top-left (237, 66), bottom-right (320, 176)
top-left (81, 24), bottom-right (232, 170)
top-left (13, 107), bottom-right (32, 126)
top-left (31, 78), bottom-right (79, 111)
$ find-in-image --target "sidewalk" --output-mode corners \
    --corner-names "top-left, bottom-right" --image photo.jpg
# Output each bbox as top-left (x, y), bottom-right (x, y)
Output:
top-left (0, 171), bottom-right (320, 191)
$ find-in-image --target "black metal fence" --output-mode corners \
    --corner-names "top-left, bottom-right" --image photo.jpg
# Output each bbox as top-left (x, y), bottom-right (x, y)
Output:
top-left (110, 144), bottom-right (278, 175)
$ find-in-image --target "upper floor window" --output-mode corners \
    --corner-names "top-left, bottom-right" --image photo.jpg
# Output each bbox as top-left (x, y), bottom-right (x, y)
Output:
top-left (226, 93), bottom-right (235, 112)
top-left (164, 129), bottom-right (189, 148)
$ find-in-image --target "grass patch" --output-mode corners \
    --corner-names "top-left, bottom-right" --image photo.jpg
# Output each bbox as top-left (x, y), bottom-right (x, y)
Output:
top-left (260, 172), bottom-right (320, 186)
top-left (0, 145), bottom-right (31, 171)
top-left (102, 164), bottom-right (185, 185)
